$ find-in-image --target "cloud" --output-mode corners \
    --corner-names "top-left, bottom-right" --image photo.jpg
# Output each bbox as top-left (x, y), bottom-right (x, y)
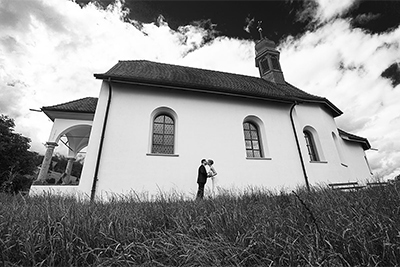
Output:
top-left (353, 12), bottom-right (380, 25)
top-left (381, 62), bottom-right (400, 87)
top-left (243, 16), bottom-right (255, 34)
top-left (296, 0), bottom-right (360, 24)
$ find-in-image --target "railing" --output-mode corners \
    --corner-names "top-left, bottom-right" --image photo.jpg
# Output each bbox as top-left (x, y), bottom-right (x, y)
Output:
top-left (328, 182), bottom-right (365, 191)
top-left (366, 182), bottom-right (388, 187)
top-left (329, 181), bottom-right (392, 191)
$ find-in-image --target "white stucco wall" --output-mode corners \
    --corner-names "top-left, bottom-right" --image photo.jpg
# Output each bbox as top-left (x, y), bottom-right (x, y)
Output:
top-left (77, 81), bottom-right (372, 199)
top-left (293, 104), bottom-right (372, 184)
top-left (341, 140), bottom-right (373, 181)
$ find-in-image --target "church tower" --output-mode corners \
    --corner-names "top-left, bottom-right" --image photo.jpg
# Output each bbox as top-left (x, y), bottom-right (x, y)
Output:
top-left (255, 35), bottom-right (285, 84)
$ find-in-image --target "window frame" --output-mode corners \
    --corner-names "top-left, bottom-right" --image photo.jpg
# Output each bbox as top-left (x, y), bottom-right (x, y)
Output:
top-left (260, 58), bottom-right (270, 75)
top-left (151, 114), bottom-right (175, 155)
top-left (148, 107), bottom-right (178, 157)
top-left (270, 55), bottom-right (282, 71)
top-left (243, 121), bottom-right (263, 158)
top-left (304, 130), bottom-right (319, 162)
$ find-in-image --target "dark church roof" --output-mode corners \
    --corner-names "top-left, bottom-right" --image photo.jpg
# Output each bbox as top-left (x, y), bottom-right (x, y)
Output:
top-left (338, 129), bottom-right (371, 150)
top-left (42, 97), bottom-right (98, 113)
top-left (41, 97), bottom-right (98, 121)
top-left (94, 60), bottom-right (342, 117)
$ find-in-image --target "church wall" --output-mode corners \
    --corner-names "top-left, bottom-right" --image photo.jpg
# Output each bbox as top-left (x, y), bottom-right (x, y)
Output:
top-left (82, 81), bottom-right (311, 199)
top-left (341, 140), bottom-right (372, 181)
top-left (78, 82), bottom-right (111, 197)
top-left (293, 104), bottom-right (371, 184)
top-left (78, 81), bottom-right (372, 199)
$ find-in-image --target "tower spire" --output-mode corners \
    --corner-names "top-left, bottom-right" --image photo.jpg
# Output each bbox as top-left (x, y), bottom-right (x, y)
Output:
top-left (257, 21), bottom-right (263, 39)
top-left (254, 28), bottom-right (285, 84)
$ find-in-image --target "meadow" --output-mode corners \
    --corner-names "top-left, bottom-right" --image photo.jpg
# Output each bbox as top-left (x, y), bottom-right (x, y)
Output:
top-left (1, 184), bottom-right (399, 266)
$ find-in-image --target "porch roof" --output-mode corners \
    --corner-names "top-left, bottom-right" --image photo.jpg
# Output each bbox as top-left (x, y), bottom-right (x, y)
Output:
top-left (41, 97), bottom-right (97, 121)
top-left (338, 129), bottom-right (371, 150)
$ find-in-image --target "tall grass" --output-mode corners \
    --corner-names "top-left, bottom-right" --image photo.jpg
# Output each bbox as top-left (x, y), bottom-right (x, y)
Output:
top-left (1, 184), bottom-right (399, 266)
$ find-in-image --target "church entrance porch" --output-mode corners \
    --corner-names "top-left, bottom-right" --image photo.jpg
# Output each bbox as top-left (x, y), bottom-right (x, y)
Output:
top-left (33, 124), bottom-right (91, 187)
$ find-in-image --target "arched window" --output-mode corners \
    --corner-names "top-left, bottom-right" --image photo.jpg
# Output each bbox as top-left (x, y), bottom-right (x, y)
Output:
top-left (304, 130), bottom-right (319, 161)
top-left (243, 122), bottom-right (263, 158)
top-left (152, 114), bottom-right (175, 154)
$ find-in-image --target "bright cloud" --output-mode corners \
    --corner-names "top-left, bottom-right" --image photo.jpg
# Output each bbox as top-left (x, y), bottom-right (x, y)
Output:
top-left (315, 0), bottom-right (359, 21)
top-left (297, 0), bottom-right (359, 23)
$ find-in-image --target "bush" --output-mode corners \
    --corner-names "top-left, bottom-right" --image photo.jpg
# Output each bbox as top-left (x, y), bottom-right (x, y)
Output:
top-left (0, 114), bottom-right (37, 191)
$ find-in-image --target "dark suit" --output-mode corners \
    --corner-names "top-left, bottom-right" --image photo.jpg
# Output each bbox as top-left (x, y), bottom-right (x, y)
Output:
top-left (196, 164), bottom-right (208, 199)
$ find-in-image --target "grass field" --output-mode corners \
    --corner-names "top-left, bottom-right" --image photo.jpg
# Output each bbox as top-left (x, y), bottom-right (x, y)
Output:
top-left (1, 184), bottom-right (399, 266)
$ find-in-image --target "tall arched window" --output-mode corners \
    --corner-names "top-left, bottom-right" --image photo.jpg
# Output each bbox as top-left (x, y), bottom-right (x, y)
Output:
top-left (304, 130), bottom-right (319, 161)
top-left (243, 122), bottom-right (263, 158)
top-left (152, 114), bottom-right (175, 154)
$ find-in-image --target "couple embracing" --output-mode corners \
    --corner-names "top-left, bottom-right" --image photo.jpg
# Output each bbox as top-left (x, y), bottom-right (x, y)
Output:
top-left (196, 159), bottom-right (218, 200)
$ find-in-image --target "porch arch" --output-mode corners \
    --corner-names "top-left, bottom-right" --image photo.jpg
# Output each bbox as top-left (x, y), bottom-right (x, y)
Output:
top-left (55, 124), bottom-right (92, 157)
top-left (37, 124), bottom-right (92, 183)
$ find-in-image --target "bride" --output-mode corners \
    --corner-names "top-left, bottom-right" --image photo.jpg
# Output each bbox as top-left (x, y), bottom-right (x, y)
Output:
top-left (206, 159), bottom-right (218, 197)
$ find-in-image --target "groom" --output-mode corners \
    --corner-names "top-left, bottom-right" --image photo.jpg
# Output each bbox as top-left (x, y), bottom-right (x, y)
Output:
top-left (196, 159), bottom-right (209, 199)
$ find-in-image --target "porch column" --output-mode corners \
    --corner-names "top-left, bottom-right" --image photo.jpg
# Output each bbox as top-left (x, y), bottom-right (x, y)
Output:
top-left (65, 157), bottom-right (75, 176)
top-left (62, 157), bottom-right (75, 184)
top-left (37, 142), bottom-right (58, 181)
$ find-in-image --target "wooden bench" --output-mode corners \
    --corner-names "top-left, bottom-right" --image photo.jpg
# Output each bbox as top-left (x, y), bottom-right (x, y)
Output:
top-left (328, 182), bottom-right (365, 191)
top-left (366, 182), bottom-right (388, 187)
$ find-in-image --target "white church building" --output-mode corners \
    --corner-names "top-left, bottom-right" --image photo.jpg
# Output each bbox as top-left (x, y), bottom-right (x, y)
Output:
top-left (31, 37), bottom-right (372, 199)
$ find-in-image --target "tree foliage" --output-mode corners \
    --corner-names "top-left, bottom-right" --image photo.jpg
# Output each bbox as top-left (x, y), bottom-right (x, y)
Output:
top-left (0, 114), bottom-right (37, 193)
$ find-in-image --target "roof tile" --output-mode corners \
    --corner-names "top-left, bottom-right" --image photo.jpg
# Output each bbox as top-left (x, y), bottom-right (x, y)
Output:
top-left (96, 60), bottom-right (322, 101)
top-left (41, 97), bottom-right (97, 113)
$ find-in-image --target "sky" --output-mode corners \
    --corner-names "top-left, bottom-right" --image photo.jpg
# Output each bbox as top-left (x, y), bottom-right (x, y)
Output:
top-left (1, 0), bottom-right (400, 180)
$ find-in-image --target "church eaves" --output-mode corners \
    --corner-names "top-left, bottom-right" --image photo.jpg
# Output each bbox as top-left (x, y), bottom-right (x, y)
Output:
top-left (94, 60), bottom-right (342, 117)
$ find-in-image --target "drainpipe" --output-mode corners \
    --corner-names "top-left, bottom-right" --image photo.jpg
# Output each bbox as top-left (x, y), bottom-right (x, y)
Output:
top-left (290, 102), bottom-right (310, 191)
top-left (90, 78), bottom-right (113, 201)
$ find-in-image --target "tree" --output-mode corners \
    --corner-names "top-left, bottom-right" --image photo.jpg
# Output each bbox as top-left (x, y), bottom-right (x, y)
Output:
top-left (0, 114), bottom-right (37, 193)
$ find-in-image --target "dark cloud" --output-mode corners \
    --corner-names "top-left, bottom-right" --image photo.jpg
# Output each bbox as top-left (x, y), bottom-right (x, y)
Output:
top-left (295, 0), bottom-right (318, 24)
top-left (243, 16), bottom-right (255, 34)
top-left (348, 0), bottom-right (400, 33)
top-left (338, 61), bottom-right (366, 76)
top-left (191, 19), bottom-right (219, 41)
top-left (376, 42), bottom-right (400, 51)
top-left (353, 12), bottom-right (380, 25)
top-left (381, 63), bottom-right (400, 87)
top-left (156, 14), bottom-right (167, 27)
